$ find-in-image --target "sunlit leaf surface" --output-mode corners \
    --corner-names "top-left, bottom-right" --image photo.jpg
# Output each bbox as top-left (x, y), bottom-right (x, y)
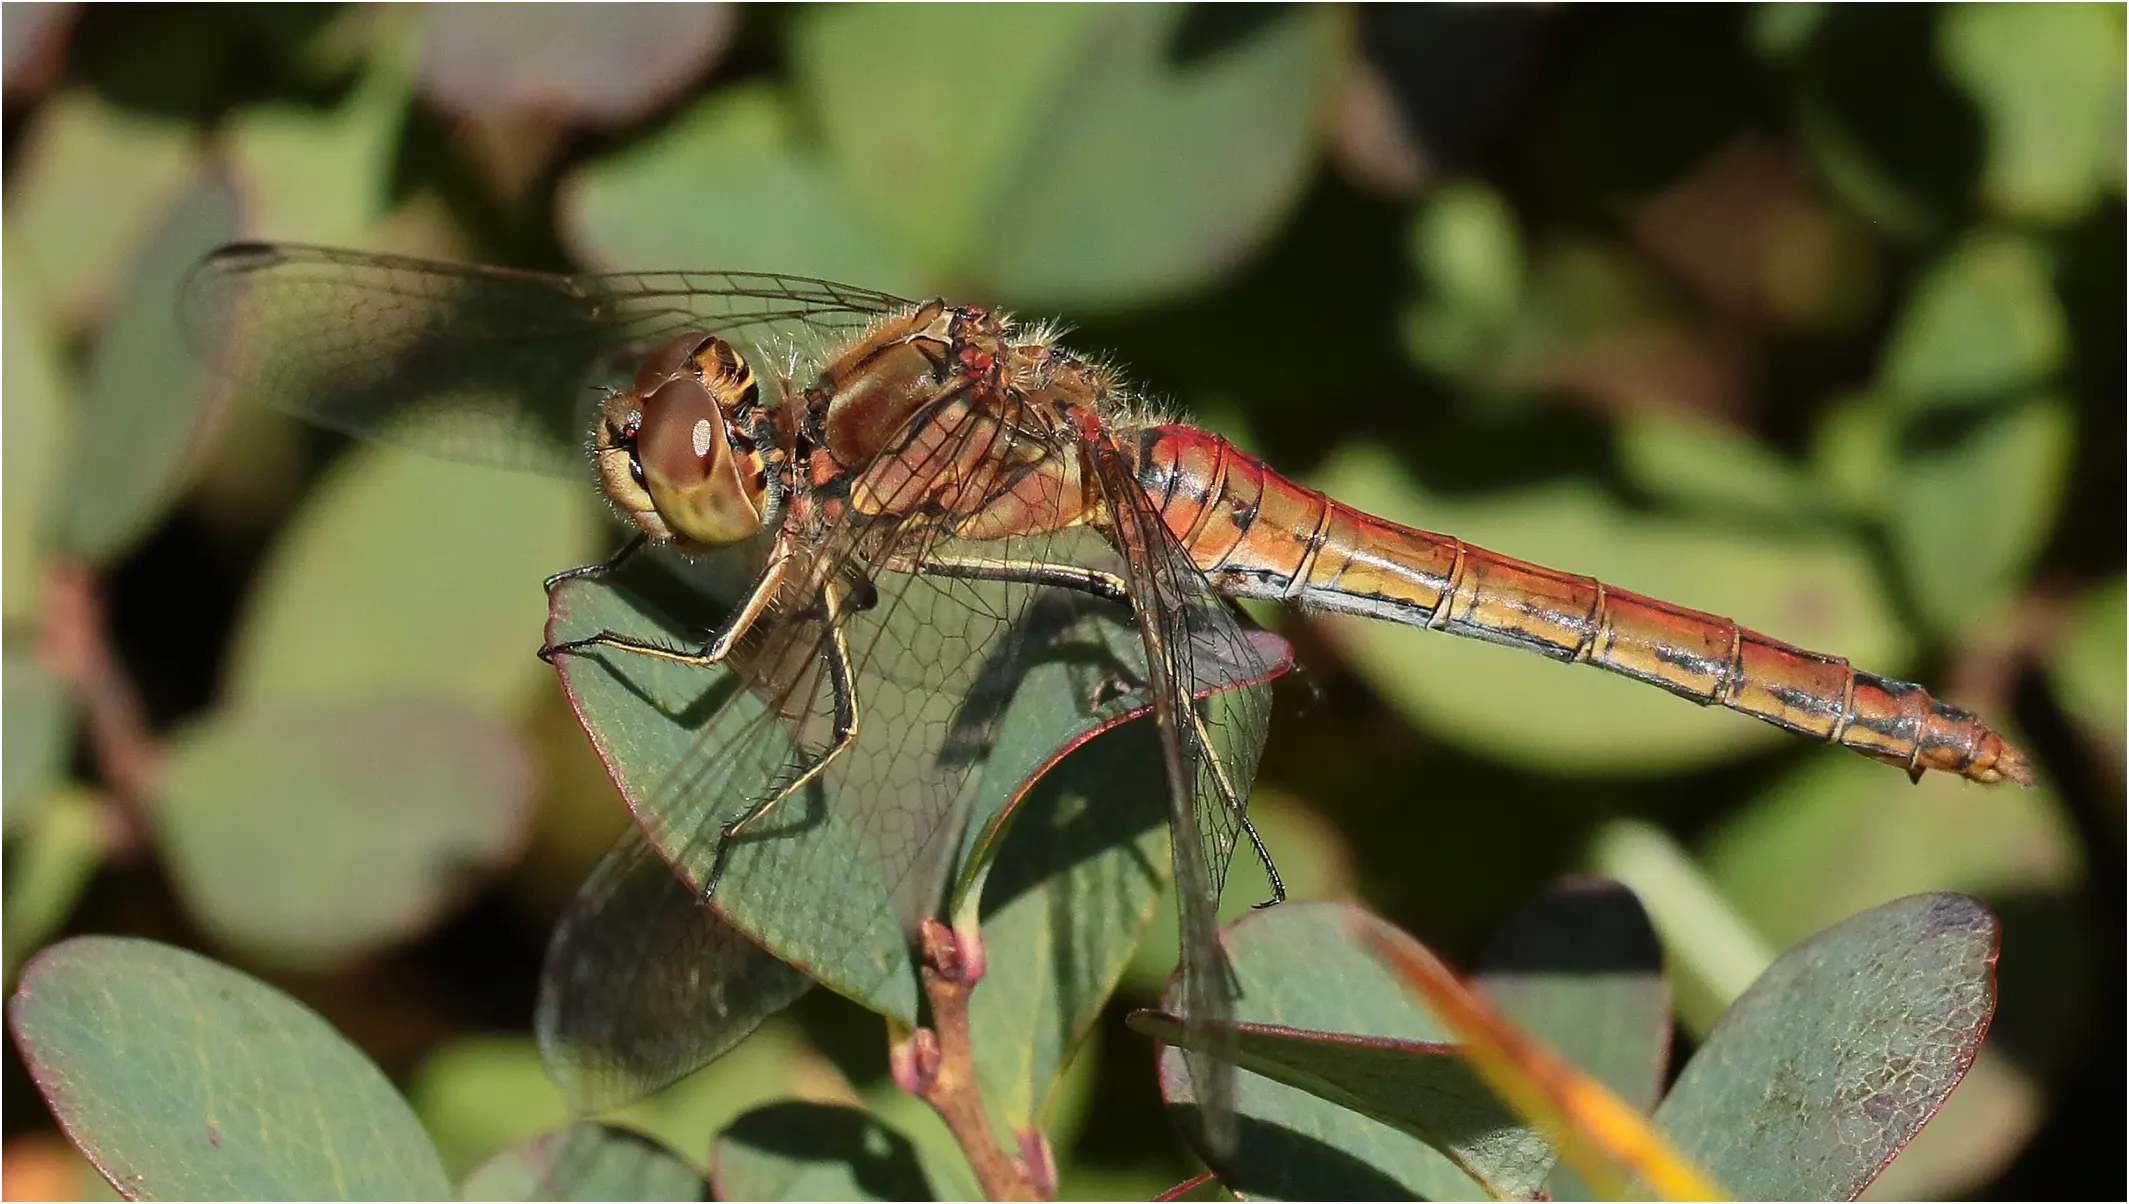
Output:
top-left (1655, 893), bottom-right (1999, 1200)
top-left (8, 937), bottom-right (451, 1200)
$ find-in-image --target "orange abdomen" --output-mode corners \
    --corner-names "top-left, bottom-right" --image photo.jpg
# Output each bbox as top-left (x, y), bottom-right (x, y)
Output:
top-left (1129, 426), bottom-right (2031, 785)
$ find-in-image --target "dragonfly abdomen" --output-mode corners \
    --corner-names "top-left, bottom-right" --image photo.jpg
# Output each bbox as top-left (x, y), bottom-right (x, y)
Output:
top-left (1132, 426), bottom-right (2031, 786)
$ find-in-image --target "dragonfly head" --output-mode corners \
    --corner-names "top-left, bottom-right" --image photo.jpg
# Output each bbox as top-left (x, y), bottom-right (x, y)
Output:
top-left (594, 333), bottom-right (776, 551)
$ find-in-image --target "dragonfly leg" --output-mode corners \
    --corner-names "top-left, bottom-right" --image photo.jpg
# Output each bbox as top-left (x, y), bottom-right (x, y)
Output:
top-left (891, 553), bottom-right (1130, 605)
top-left (539, 532), bottom-right (795, 666)
top-left (703, 582), bottom-right (859, 900)
top-left (542, 533), bottom-right (648, 593)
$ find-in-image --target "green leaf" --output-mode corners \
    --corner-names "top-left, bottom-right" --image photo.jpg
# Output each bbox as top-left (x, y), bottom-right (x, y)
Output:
top-left (2, 228), bottom-right (70, 624)
top-left (1654, 893), bottom-right (1999, 1200)
top-left (964, 720), bottom-right (1170, 1138)
top-left (2048, 575), bottom-right (2127, 739)
top-left (560, 84), bottom-right (921, 291)
top-left (226, 41), bottom-right (412, 246)
top-left (945, 589), bottom-right (1284, 1138)
top-left (1142, 901), bottom-right (1549, 1201)
top-left (51, 170), bottom-right (242, 565)
top-left (1880, 233), bottom-right (2067, 412)
top-left (8, 936), bottom-right (452, 1200)
top-left (459, 1124), bottom-right (706, 1202)
top-left (1940, 3), bottom-right (2127, 224)
top-left (566, 7), bottom-right (1341, 309)
top-left (1473, 879), bottom-right (1670, 1200)
top-left (709, 1102), bottom-right (934, 1202)
top-left (5, 90), bottom-right (200, 329)
top-left (796, 4), bottom-right (1346, 309)
top-left (1615, 411), bottom-right (1821, 525)
top-left (1311, 445), bottom-right (1909, 775)
top-left (1888, 395), bottom-right (2072, 641)
top-left (227, 441), bottom-right (600, 718)
top-left (154, 700), bottom-right (533, 968)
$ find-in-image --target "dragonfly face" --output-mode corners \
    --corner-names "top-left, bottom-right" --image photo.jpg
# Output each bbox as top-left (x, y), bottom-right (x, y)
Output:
top-left (593, 332), bottom-right (783, 551)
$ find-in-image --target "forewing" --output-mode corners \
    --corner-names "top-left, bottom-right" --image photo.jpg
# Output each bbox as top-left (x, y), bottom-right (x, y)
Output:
top-left (179, 242), bottom-right (903, 475)
top-left (1087, 432), bottom-right (1279, 1160)
top-left (536, 824), bottom-right (813, 1112)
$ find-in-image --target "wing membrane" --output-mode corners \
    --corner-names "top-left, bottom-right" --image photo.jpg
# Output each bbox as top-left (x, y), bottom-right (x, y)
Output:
top-left (536, 824), bottom-right (813, 1111)
top-left (179, 242), bottom-right (905, 475)
top-left (1088, 430), bottom-right (1279, 1158)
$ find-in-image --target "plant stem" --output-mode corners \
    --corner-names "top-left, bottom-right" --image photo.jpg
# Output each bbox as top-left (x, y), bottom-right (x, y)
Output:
top-left (892, 918), bottom-right (1046, 1201)
top-left (38, 562), bottom-right (158, 853)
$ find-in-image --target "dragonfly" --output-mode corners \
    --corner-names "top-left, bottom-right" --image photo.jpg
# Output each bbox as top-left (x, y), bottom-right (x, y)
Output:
top-left (181, 242), bottom-right (2031, 1153)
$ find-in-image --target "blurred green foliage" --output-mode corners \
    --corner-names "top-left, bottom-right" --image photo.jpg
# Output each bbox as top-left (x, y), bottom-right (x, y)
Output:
top-left (2, 4), bottom-right (2118, 1200)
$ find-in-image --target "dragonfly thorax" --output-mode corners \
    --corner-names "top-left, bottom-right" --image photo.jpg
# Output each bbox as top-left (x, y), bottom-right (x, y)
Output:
top-left (594, 332), bottom-right (781, 551)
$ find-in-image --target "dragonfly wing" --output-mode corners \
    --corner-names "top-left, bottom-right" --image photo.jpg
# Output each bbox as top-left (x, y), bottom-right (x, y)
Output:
top-left (180, 242), bottom-right (904, 476)
top-left (1087, 432), bottom-right (1280, 1160)
top-left (536, 823), bottom-right (812, 1112)
top-left (550, 392), bottom-right (1135, 1070)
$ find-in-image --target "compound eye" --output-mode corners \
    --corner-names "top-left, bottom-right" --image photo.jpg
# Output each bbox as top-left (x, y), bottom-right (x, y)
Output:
top-left (635, 332), bottom-right (714, 392)
top-left (637, 376), bottom-right (766, 546)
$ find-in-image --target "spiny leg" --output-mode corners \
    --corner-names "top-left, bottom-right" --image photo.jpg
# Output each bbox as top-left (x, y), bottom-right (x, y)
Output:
top-left (910, 551), bottom-right (1287, 908)
top-left (702, 583), bottom-right (860, 900)
top-left (890, 551), bottom-right (1131, 605)
top-left (543, 532), bottom-right (648, 593)
top-left (539, 532), bottom-right (795, 666)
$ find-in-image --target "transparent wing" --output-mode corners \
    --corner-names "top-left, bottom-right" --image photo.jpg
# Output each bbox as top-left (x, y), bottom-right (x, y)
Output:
top-left (536, 824), bottom-right (813, 1111)
top-left (542, 388), bottom-right (1138, 1105)
top-left (179, 242), bottom-right (906, 476)
top-left (1087, 431), bottom-right (1280, 1160)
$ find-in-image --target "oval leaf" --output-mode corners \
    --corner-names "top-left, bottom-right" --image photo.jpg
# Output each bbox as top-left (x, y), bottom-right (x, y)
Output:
top-left (155, 700), bottom-right (533, 968)
top-left (54, 169), bottom-right (241, 565)
top-left (793, 4), bottom-right (1345, 308)
top-left (1879, 233), bottom-right (2067, 412)
top-left (418, 6), bottom-right (735, 127)
top-left (1653, 893), bottom-right (1999, 1199)
top-left (1886, 394), bottom-right (2072, 640)
top-left (8, 936), bottom-right (451, 1200)
top-left (228, 440), bottom-right (599, 718)
top-left (459, 1123), bottom-right (705, 1202)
